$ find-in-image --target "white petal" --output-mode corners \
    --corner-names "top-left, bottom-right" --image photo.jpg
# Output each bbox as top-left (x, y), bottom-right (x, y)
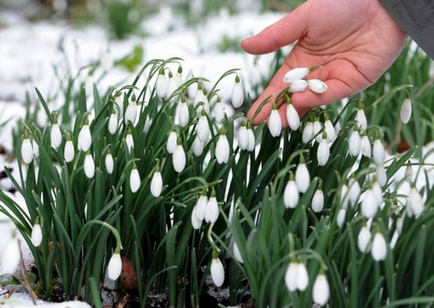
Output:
top-left (317, 138), bottom-right (329, 166)
top-left (312, 274), bottom-right (330, 306)
top-left (357, 226), bottom-right (371, 253)
top-left (205, 197), bottom-right (219, 223)
top-left (247, 128), bottom-right (255, 152)
top-left (361, 135), bottom-right (372, 158)
top-left (371, 232), bottom-right (387, 261)
top-left (32, 139), bottom-right (39, 158)
top-left (284, 180), bottom-right (299, 209)
top-left (324, 120), bottom-right (336, 142)
top-left (64, 140), bottom-right (75, 163)
top-left (337, 208), bottom-right (346, 228)
top-left (192, 135), bottom-right (204, 157)
top-left (302, 122), bottom-right (314, 144)
top-left (178, 101), bottom-right (190, 127)
top-left (307, 79), bottom-right (328, 94)
top-left (155, 72), bottom-right (166, 99)
top-left (313, 120), bottom-right (323, 143)
top-left (105, 153), bottom-right (114, 174)
top-left (400, 98), bottom-right (412, 124)
top-left (130, 169), bottom-right (141, 193)
top-left (191, 206), bottom-right (202, 230)
top-left (150, 171), bottom-right (163, 197)
top-left (166, 131), bottom-right (177, 154)
top-left (311, 189), bottom-right (324, 213)
top-left (269, 109), bottom-right (282, 137)
top-left (340, 184), bottom-right (349, 210)
top-left (408, 187), bottom-right (424, 218)
top-left (238, 125), bottom-right (249, 150)
top-left (373, 139), bottom-right (385, 165)
top-left (31, 224), bottom-right (43, 247)
top-left (84, 154), bottom-right (95, 179)
top-left (78, 125), bottom-right (92, 152)
top-left (348, 178), bottom-right (361, 208)
top-left (295, 163), bottom-right (310, 193)
top-left (355, 109), bottom-right (368, 131)
top-left (51, 124), bottom-right (62, 149)
top-left (173, 145), bottom-right (186, 173)
top-left (231, 79), bottom-right (244, 108)
top-left (126, 134), bottom-right (134, 153)
top-left (195, 195), bottom-right (208, 222)
top-left (197, 115), bottom-right (211, 142)
top-left (124, 101), bottom-right (138, 125)
top-left (214, 101), bottom-right (226, 123)
top-left (376, 164), bottom-right (387, 187)
top-left (21, 139), bottom-right (34, 164)
top-left (233, 241), bottom-right (243, 263)
top-left (1, 236), bottom-right (20, 275)
top-left (165, 74), bottom-right (177, 100)
top-left (210, 258), bottom-right (225, 287)
top-left (348, 131), bottom-right (361, 156)
top-left (216, 135), bottom-right (230, 164)
top-left (361, 189), bottom-right (378, 219)
top-left (286, 103), bottom-right (300, 131)
top-left (285, 262), bottom-right (299, 292)
top-left (296, 263), bottom-right (309, 291)
top-left (288, 79), bottom-right (308, 93)
top-left (283, 67), bottom-right (310, 84)
top-left (107, 252), bottom-right (122, 280)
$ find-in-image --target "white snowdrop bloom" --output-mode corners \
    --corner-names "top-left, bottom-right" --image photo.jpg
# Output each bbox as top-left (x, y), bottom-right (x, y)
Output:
top-left (373, 138), bottom-right (385, 165)
top-left (150, 169), bottom-right (163, 197)
top-left (238, 122), bottom-right (249, 150)
top-left (311, 187), bottom-right (324, 213)
top-left (348, 129), bottom-right (361, 156)
top-left (231, 75), bottom-right (244, 108)
top-left (269, 107), bottom-right (282, 137)
top-left (192, 135), bottom-right (204, 157)
top-left (124, 101), bottom-right (138, 125)
top-left (197, 113), bottom-right (211, 142)
top-left (21, 137), bottom-right (34, 164)
top-left (211, 257), bottom-right (225, 287)
top-left (32, 139), bottom-right (39, 158)
top-left (372, 181), bottom-right (383, 207)
top-left (302, 120), bottom-right (314, 144)
top-left (173, 142), bottom-right (186, 173)
top-left (246, 126), bottom-right (256, 152)
top-left (348, 177), bottom-right (361, 208)
top-left (360, 134), bottom-right (372, 158)
top-left (0, 234), bottom-right (20, 275)
top-left (307, 79), bottom-right (328, 94)
top-left (371, 232), bottom-right (387, 261)
top-left (400, 97), bottom-right (412, 124)
top-left (358, 225), bottom-right (372, 253)
top-left (214, 99), bottom-right (225, 123)
top-left (324, 117), bottom-right (336, 142)
top-left (31, 223), bottom-right (43, 247)
top-left (84, 152), bottom-right (95, 179)
top-left (317, 135), bottom-right (329, 166)
top-left (178, 99), bottom-right (190, 127)
top-left (233, 240), bottom-right (243, 263)
top-left (195, 194), bottom-right (208, 222)
top-left (107, 251), bottom-right (122, 280)
top-left (284, 177), bottom-right (299, 209)
top-left (166, 131), bottom-right (177, 154)
top-left (337, 208), bottom-right (346, 228)
top-left (64, 139), bottom-right (75, 163)
top-left (288, 79), bottom-right (308, 93)
top-left (194, 85), bottom-right (209, 111)
top-left (105, 152), bottom-right (114, 174)
top-left (125, 132), bottom-right (134, 153)
top-left (407, 186), bottom-right (424, 218)
top-left (78, 124), bottom-right (92, 152)
top-left (191, 206), bottom-right (203, 230)
top-left (188, 82), bottom-right (198, 100)
top-left (376, 164), bottom-right (387, 187)
top-left (295, 159), bottom-right (310, 193)
top-left (216, 134), bottom-right (230, 164)
top-left (361, 189), bottom-right (378, 219)
top-left (130, 167), bottom-right (141, 193)
top-left (296, 262), bottom-right (309, 291)
top-left (355, 108), bottom-right (368, 131)
top-left (155, 69), bottom-right (166, 99)
top-left (174, 66), bottom-right (183, 88)
top-left (312, 274), bottom-right (330, 306)
top-left (165, 71), bottom-right (177, 100)
top-left (285, 261), bottom-right (299, 292)
top-left (114, 94), bottom-right (124, 119)
top-left (286, 102), bottom-right (300, 131)
top-left (108, 111), bottom-right (118, 134)
top-left (340, 184), bottom-right (350, 210)
top-left (283, 67), bottom-right (310, 84)
top-left (51, 123), bottom-right (62, 149)
top-left (313, 119), bottom-right (323, 143)
top-left (205, 192), bottom-right (219, 223)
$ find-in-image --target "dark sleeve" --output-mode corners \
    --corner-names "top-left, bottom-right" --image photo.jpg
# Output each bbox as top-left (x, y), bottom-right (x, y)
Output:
top-left (379, 0), bottom-right (434, 59)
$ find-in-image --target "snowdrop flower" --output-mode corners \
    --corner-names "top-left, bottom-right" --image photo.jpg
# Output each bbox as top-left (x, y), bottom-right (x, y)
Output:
top-left (155, 68), bottom-right (166, 99)
top-left (400, 97), bottom-right (412, 124)
top-left (205, 189), bottom-right (219, 223)
top-left (246, 123), bottom-right (256, 152)
top-left (107, 249), bottom-right (122, 280)
top-left (174, 65), bottom-right (183, 88)
top-left (165, 71), bottom-right (177, 100)
top-left (360, 133), bottom-right (372, 158)
top-left (232, 240), bottom-right (243, 263)
top-left (108, 110), bottom-right (118, 134)
top-left (78, 121), bottom-right (92, 152)
top-left (0, 233), bottom-right (20, 275)
top-left (372, 181), bottom-right (383, 207)
top-left (348, 176), bottom-right (361, 208)
top-left (288, 79), bottom-right (308, 93)
top-left (337, 208), bottom-right (346, 228)
top-left (358, 225), bottom-right (371, 253)
top-left (188, 82), bottom-right (198, 100)
top-left (361, 188), bottom-right (378, 218)
top-left (302, 119), bottom-right (314, 143)
top-left (317, 133), bottom-right (329, 166)
top-left (307, 79), bottom-right (328, 94)
top-left (21, 134), bottom-right (34, 164)
top-left (178, 98), bottom-right (190, 127)
top-left (348, 128), bottom-right (361, 156)
top-left (296, 262), bottom-right (309, 291)
top-left (125, 130), bottom-right (134, 153)
top-left (269, 103), bottom-right (282, 137)
top-left (191, 206), bottom-right (202, 230)
top-left (105, 150), bottom-right (114, 174)
top-left (355, 106), bottom-right (368, 131)
top-left (195, 192), bottom-right (208, 222)
top-left (64, 137), bottom-right (75, 163)
top-left (194, 84), bottom-right (209, 115)
top-left (371, 231), bottom-right (387, 261)
top-left (216, 131), bottom-right (230, 164)
top-left (340, 184), bottom-right (350, 210)
top-left (214, 97), bottom-right (225, 123)
top-left (238, 121), bottom-right (249, 150)
top-left (166, 131), bottom-right (177, 154)
top-left (283, 67), bottom-right (318, 84)
top-left (311, 185), bottom-right (324, 213)
top-left (285, 261), bottom-right (309, 292)
top-left (407, 185), bottom-right (424, 218)
top-left (192, 135), bottom-right (204, 157)
top-left (376, 164), bottom-right (387, 187)
top-left (130, 164), bottom-right (141, 193)
top-left (231, 74), bottom-right (244, 108)
top-left (324, 114), bottom-right (336, 142)
top-left (51, 122), bottom-right (62, 149)
top-left (197, 111), bottom-right (211, 142)
top-left (312, 273), bottom-right (330, 306)
top-left (124, 100), bottom-right (138, 125)
top-left (84, 152), bottom-right (95, 179)
top-left (31, 220), bottom-right (43, 247)
top-left (295, 155), bottom-right (310, 193)
top-left (150, 167), bottom-right (163, 197)
top-left (173, 138), bottom-right (186, 173)
top-left (211, 256), bottom-right (225, 287)
top-left (286, 99), bottom-right (300, 131)
top-left (373, 137), bottom-right (385, 165)
top-left (284, 172), bottom-right (299, 209)
top-left (313, 118), bottom-right (323, 143)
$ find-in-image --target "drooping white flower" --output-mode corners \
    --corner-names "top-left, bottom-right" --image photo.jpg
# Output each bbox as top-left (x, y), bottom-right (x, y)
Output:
top-left (174, 65), bottom-right (183, 88)
top-left (286, 100), bottom-right (300, 131)
top-left (283, 67), bottom-right (311, 84)
top-left (373, 137), bottom-right (386, 165)
top-left (216, 133), bottom-right (230, 164)
top-left (360, 133), bottom-right (372, 158)
top-left (311, 186), bottom-right (324, 213)
top-left (191, 206), bottom-right (202, 230)
top-left (269, 105), bottom-right (282, 137)
top-left (64, 139), bottom-right (75, 163)
top-left (21, 136), bottom-right (34, 164)
top-left (296, 262), bottom-right (309, 291)
top-left (361, 188), bottom-right (378, 219)
top-left (195, 193), bottom-right (208, 222)
top-left (105, 151), bottom-right (114, 174)
top-left (108, 110), bottom-right (118, 134)
top-left (355, 107), bottom-right (368, 131)
top-left (51, 123), bottom-right (62, 149)
top-left (238, 121), bottom-right (248, 150)
top-left (371, 232), bottom-right (387, 261)
top-left (358, 225), bottom-right (371, 253)
top-left (231, 75), bottom-right (244, 108)
top-left (84, 152), bottom-right (95, 179)
top-left (288, 79), bottom-right (308, 93)
top-left (197, 112), bottom-right (211, 142)
top-left (210, 257), bottom-right (225, 287)
top-left (246, 124), bottom-right (255, 152)
top-left (214, 97), bottom-right (226, 123)
top-left (407, 186), bottom-right (424, 218)
top-left (340, 184), bottom-right (350, 210)
top-left (295, 156), bottom-right (310, 193)
top-left (192, 135), bottom-right (204, 157)
top-left (107, 250), bottom-right (122, 280)
top-left (130, 165), bottom-right (141, 193)
top-left (317, 134), bottom-right (329, 166)
top-left (313, 118), bottom-right (323, 143)
top-left (302, 120), bottom-right (314, 144)
top-left (285, 261), bottom-right (299, 292)
top-left (372, 181), bottom-right (383, 207)
top-left (150, 168), bottom-right (163, 198)
top-left (205, 190), bottom-right (219, 223)
top-left (232, 240), bottom-right (243, 263)
top-left (173, 139), bottom-right (186, 173)
top-left (194, 84), bottom-right (209, 116)
top-left (124, 100), bottom-right (138, 125)
top-left (284, 173), bottom-right (299, 209)
top-left (125, 131), bottom-right (134, 153)
top-left (324, 115), bottom-right (336, 142)
top-left (312, 273), bottom-right (330, 306)
top-left (78, 123), bottom-right (92, 152)
top-left (400, 97), bottom-right (412, 124)
top-left (155, 69), bottom-right (166, 99)
top-left (166, 131), bottom-right (177, 154)
top-left (165, 71), bottom-right (177, 100)
top-left (348, 128), bottom-right (361, 156)
top-left (307, 79), bottom-right (328, 94)
top-left (31, 222), bottom-right (43, 247)
top-left (188, 82), bottom-right (198, 100)
top-left (0, 233), bottom-right (20, 275)
top-left (178, 99), bottom-right (190, 127)
top-left (376, 164), bottom-right (387, 187)
top-left (337, 208), bottom-right (346, 228)
top-left (348, 177), bottom-right (361, 208)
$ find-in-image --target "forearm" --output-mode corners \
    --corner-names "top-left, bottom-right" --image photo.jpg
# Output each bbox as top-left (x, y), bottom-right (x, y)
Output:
top-left (379, 0), bottom-right (434, 59)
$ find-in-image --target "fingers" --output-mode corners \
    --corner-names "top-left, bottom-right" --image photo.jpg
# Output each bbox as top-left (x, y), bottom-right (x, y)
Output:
top-left (241, 3), bottom-right (309, 55)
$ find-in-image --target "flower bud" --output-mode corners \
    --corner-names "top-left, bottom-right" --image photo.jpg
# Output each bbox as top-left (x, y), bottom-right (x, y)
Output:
top-left (337, 208), bottom-right (346, 228)
top-left (105, 151), bottom-right (114, 174)
top-left (231, 75), bottom-right (244, 108)
top-left (288, 79), bottom-right (308, 93)
top-left (233, 240), bottom-right (243, 263)
top-left (348, 129), bottom-right (361, 157)
top-left (174, 65), bottom-right (183, 88)
top-left (307, 79), bottom-right (328, 94)
top-left (84, 152), bottom-right (95, 179)
top-left (295, 156), bottom-right (310, 193)
top-left (296, 262), bottom-right (309, 291)
top-left (178, 99), bottom-right (190, 127)
top-left (155, 69), bottom-right (166, 99)
top-left (210, 257), bottom-right (225, 287)
top-left (51, 123), bottom-right (62, 149)
top-left (284, 173), bottom-right (299, 209)
top-left (324, 115), bottom-right (336, 142)
top-left (31, 222), bottom-right (43, 247)
top-left (371, 232), bottom-right (387, 261)
top-left (348, 177), bottom-right (361, 208)
top-left (173, 140), bottom-right (186, 173)
top-left (285, 261), bottom-right (298, 292)
top-left (238, 121), bottom-right (248, 150)
top-left (246, 124), bottom-right (255, 152)
top-left (125, 131), bottom-right (134, 153)
top-left (268, 104), bottom-right (282, 137)
top-left (373, 137), bottom-right (385, 165)
top-left (107, 251), bottom-right (122, 280)
top-left (311, 186), bottom-right (324, 213)
top-left (302, 120), bottom-right (314, 144)
top-left (357, 225), bottom-right (371, 253)
top-left (355, 107), bottom-right (367, 131)
top-left (191, 206), bottom-right (202, 230)
top-left (400, 97), bottom-right (412, 124)
top-left (216, 133), bottom-right (230, 164)
top-left (64, 139), bottom-right (75, 163)
top-left (283, 67), bottom-right (310, 84)
top-left (32, 139), bottom-right (39, 158)
top-left (150, 169), bottom-right (163, 198)
top-left (78, 123), bottom-right (91, 152)
top-left (21, 137), bottom-right (34, 164)
top-left (108, 111), bottom-right (118, 135)
top-left (312, 273), bottom-right (330, 306)
top-left (313, 118), bottom-right (323, 143)
top-left (286, 100), bottom-right (300, 131)
top-left (376, 164), bottom-right (387, 187)
top-left (130, 165), bottom-right (141, 193)
top-left (361, 188), bottom-right (378, 219)
top-left (165, 70), bottom-right (177, 100)
top-left (192, 135), bottom-right (204, 157)
top-left (407, 186), bottom-right (424, 218)
top-left (205, 189), bottom-right (219, 223)
top-left (195, 193), bottom-right (208, 222)
top-left (317, 134), bottom-right (329, 166)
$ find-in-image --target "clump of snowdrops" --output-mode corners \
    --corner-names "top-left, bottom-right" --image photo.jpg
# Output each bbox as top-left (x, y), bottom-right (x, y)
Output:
top-left (1, 58), bottom-right (434, 308)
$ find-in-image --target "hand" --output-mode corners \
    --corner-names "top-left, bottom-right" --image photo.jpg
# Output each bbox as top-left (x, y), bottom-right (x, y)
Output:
top-left (242, 0), bottom-right (408, 127)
